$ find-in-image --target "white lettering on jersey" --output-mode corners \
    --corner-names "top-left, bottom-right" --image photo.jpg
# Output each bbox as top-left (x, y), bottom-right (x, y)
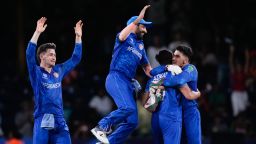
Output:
top-left (127, 46), bottom-right (142, 59)
top-left (153, 72), bottom-right (168, 82)
top-left (42, 82), bottom-right (61, 89)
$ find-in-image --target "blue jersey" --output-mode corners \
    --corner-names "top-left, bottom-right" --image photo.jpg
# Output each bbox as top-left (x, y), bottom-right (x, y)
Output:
top-left (163, 64), bottom-right (198, 109)
top-left (109, 33), bottom-right (149, 79)
top-left (145, 69), bottom-right (182, 112)
top-left (26, 42), bottom-right (82, 118)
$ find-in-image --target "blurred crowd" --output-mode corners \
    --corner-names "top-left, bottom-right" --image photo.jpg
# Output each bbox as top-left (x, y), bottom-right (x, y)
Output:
top-left (1, 0), bottom-right (256, 143)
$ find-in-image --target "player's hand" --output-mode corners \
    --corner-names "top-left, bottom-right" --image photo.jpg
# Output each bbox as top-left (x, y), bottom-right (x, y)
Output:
top-left (158, 86), bottom-right (165, 90)
top-left (36, 17), bottom-right (47, 33)
top-left (192, 89), bottom-right (201, 98)
top-left (74, 20), bottom-right (83, 37)
top-left (132, 78), bottom-right (142, 93)
top-left (166, 64), bottom-right (182, 75)
top-left (134, 5), bottom-right (151, 24)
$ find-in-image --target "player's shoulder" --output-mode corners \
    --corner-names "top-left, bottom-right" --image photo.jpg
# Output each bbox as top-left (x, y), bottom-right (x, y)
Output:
top-left (184, 64), bottom-right (198, 73)
top-left (53, 64), bottom-right (62, 72)
top-left (32, 65), bottom-right (41, 73)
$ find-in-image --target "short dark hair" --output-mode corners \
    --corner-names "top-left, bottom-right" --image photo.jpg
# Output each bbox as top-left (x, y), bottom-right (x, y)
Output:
top-left (175, 43), bottom-right (193, 62)
top-left (155, 50), bottom-right (173, 65)
top-left (36, 43), bottom-right (56, 63)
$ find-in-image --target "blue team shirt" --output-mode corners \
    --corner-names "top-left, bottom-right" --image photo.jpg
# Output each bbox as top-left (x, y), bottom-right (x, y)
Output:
top-left (145, 67), bottom-right (182, 113)
top-left (163, 64), bottom-right (198, 109)
top-left (109, 33), bottom-right (149, 79)
top-left (26, 42), bottom-right (82, 118)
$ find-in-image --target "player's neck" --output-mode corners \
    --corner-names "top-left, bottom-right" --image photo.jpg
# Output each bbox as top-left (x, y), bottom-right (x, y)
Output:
top-left (181, 62), bottom-right (189, 68)
top-left (40, 63), bottom-right (52, 73)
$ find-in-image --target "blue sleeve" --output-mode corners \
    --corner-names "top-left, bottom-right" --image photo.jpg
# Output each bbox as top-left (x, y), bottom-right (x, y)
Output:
top-left (163, 67), bottom-right (196, 87)
top-left (116, 33), bottom-right (123, 43)
top-left (60, 43), bottom-right (82, 77)
top-left (140, 48), bottom-right (149, 66)
top-left (26, 42), bottom-right (38, 84)
top-left (150, 65), bottom-right (166, 76)
top-left (145, 79), bottom-right (152, 92)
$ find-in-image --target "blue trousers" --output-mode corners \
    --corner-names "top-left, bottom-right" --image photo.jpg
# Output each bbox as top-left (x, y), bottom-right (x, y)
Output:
top-left (181, 106), bottom-right (201, 144)
top-left (98, 71), bottom-right (138, 144)
top-left (151, 110), bottom-right (182, 144)
top-left (33, 115), bottom-right (71, 144)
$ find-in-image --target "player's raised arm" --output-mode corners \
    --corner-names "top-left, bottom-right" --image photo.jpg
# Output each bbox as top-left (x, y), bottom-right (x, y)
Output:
top-left (26, 17), bottom-right (47, 67)
top-left (61, 20), bottom-right (83, 77)
top-left (30, 17), bottom-right (47, 44)
top-left (74, 20), bottom-right (83, 43)
top-left (26, 17), bottom-right (47, 86)
top-left (118, 5), bottom-right (150, 41)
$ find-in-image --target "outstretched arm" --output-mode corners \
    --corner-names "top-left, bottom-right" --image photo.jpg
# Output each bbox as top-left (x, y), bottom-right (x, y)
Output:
top-left (118, 5), bottom-right (150, 41)
top-left (61, 20), bottom-right (83, 77)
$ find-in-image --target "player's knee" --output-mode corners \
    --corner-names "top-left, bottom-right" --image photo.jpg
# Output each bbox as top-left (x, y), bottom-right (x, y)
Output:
top-left (121, 107), bottom-right (138, 127)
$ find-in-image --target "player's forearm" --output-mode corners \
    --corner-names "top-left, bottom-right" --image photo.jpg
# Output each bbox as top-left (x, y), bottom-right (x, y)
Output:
top-left (163, 72), bottom-right (191, 87)
top-left (119, 23), bottom-right (137, 41)
top-left (75, 35), bottom-right (82, 43)
top-left (185, 91), bottom-right (200, 100)
top-left (150, 66), bottom-right (166, 76)
top-left (30, 31), bottom-right (41, 44)
top-left (70, 43), bottom-right (82, 65)
top-left (143, 64), bottom-right (152, 77)
top-left (179, 86), bottom-right (200, 100)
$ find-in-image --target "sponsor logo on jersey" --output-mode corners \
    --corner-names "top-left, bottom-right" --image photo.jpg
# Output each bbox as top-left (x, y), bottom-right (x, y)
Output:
top-left (53, 72), bottom-right (59, 78)
top-left (42, 82), bottom-right (61, 89)
top-left (42, 73), bottom-right (48, 79)
top-left (139, 44), bottom-right (144, 50)
top-left (186, 65), bottom-right (194, 73)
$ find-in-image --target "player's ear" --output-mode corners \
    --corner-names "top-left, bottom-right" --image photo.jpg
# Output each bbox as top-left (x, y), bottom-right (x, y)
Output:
top-left (40, 52), bottom-right (45, 60)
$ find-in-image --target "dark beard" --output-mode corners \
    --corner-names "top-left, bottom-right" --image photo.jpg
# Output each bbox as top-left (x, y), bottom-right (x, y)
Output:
top-left (136, 32), bottom-right (144, 40)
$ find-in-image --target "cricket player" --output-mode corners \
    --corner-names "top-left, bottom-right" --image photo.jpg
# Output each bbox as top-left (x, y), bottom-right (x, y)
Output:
top-left (144, 50), bottom-right (200, 144)
top-left (91, 5), bottom-right (153, 144)
top-left (26, 17), bottom-right (83, 144)
top-left (151, 44), bottom-right (201, 144)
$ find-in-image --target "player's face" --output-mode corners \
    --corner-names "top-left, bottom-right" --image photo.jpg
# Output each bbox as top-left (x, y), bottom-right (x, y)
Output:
top-left (136, 24), bottom-right (147, 39)
top-left (41, 49), bottom-right (56, 67)
top-left (172, 50), bottom-right (187, 67)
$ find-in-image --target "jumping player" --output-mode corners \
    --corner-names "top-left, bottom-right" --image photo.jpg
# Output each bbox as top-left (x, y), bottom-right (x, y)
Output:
top-left (91, 5), bottom-right (153, 144)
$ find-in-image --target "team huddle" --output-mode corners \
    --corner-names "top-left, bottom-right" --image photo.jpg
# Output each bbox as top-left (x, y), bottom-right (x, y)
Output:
top-left (26, 5), bottom-right (201, 144)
